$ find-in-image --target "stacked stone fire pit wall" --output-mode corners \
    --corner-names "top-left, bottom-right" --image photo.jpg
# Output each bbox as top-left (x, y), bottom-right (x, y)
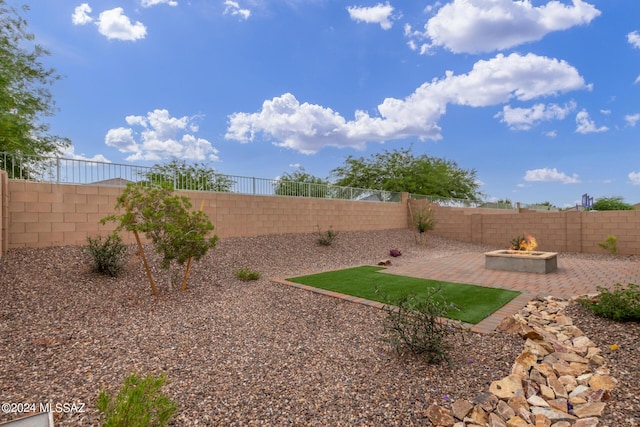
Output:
top-left (425, 296), bottom-right (617, 427)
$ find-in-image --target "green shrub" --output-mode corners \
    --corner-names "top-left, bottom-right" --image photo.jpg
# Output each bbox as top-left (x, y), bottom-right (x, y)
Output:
top-left (597, 235), bottom-right (618, 254)
top-left (86, 232), bottom-right (128, 277)
top-left (592, 196), bottom-right (635, 211)
top-left (235, 267), bottom-right (261, 281)
top-left (579, 283), bottom-right (640, 321)
top-left (382, 288), bottom-right (463, 364)
top-left (316, 226), bottom-right (338, 246)
top-left (97, 372), bottom-right (177, 427)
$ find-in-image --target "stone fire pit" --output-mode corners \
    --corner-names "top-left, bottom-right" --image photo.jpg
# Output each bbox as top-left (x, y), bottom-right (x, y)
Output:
top-left (485, 250), bottom-right (558, 274)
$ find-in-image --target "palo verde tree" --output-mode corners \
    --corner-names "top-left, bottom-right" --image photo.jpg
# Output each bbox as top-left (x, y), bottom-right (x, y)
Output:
top-left (143, 159), bottom-right (234, 192)
top-left (103, 183), bottom-right (218, 295)
top-left (330, 147), bottom-right (481, 200)
top-left (0, 1), bottom-right (69, 177)
top-left (592, 196), bottom-right (635, 211)
top-left (274, 167), bottom-right (330, 197)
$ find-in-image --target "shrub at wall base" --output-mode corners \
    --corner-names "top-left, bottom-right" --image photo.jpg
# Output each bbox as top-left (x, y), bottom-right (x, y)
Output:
top-left (102, 183), bottom-right (218, 295)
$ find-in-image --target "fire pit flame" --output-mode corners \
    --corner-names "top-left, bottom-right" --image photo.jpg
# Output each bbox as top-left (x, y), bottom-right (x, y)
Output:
top-left (511, 232), bottom-right (538, 252)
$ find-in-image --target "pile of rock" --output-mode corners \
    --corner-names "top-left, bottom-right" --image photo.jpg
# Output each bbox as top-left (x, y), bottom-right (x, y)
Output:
top-left (425, 296), bottom-right (617, 427)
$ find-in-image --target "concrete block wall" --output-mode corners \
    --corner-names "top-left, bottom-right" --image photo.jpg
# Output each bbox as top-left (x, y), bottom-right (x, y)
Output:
top-left (2, 180), bottom-right (410, 252)
top-left (410, 199), bottom-right (640, 255)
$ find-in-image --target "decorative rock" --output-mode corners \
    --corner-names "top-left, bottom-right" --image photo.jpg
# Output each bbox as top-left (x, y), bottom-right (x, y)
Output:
top-left (527, 395), bottom-right (550, 407)
top-left (451, 399), bottom-right (473, 420)
top-left (547, 376), bottom-right (568, 399)
top-left (512, 350), bottom-right (538, 377)
top-left (489, 412), bottom-right (508, 427)
top-left (588, 374), bottom-right (618, 391)
top-left (530, 407), bottom-right (576, 422)
top-left (540, 383), bottom-right (555, 400)
top-left (547, 398), bottom-right (568, 413)
top-left (571, 402), bottom-right (606, 418)
top-left (534, 413), bottom-right (551, 427)
top-left (572, 417), bottom-right (599, 427)
top-left (586, 388), bottom-right (609, 403)
top-left (495, 400), bottom-right (516, 421)
top-left (466, 405), bottom-right (488, 425)
top-left (425, 404), bottom-right (455, 426)
top-left (506, 416), bottom-right (530, 427)
top-left (549, 422), bottom-right (571, 427)
top-left (472, 391), bottom-right (499, 412)
top-left (490, 375), bottom-right (524, 400)
top-left (507, 395), bottom-right (530, 414)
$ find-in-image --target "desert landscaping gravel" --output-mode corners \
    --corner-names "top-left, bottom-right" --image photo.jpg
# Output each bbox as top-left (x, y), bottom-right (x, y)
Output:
top-left (0, 229), bottom-right (638, 426)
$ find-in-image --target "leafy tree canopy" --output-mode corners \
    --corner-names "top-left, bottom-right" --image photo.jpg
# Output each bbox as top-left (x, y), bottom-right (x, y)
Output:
top-left (0, 1), bottom-right (69, 176)
top-left (330, 147), bottom-right (481, 200)
top-left (274, 167), bottom-right (330, 197)
top-left (593, 196), bottom-right (635, 211)
top-left (143, 159), bottom-right (234, 192)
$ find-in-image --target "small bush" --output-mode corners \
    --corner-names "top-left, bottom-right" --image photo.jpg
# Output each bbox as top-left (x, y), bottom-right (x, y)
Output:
top-left (235, 267), bottom-right (261, 281)
top-left (597, 235), bottom-right (618, 254)
top-left (579, 283), bottom-right (640, 321)
top-left (316, 226), bottom-right (338, 246)
top-left (382, 288), bottom-right (463, 364)
top-left (97, 372), bottom-right (177, 427)
top-left (86, 232), bottom-right (128, 277)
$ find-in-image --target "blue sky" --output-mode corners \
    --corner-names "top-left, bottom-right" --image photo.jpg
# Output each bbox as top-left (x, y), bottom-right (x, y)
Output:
top-left (19, 0), bottom-right (640, 207)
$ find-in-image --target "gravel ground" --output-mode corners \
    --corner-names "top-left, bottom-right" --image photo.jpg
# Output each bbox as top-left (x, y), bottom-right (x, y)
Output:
top-left (0, 229), bottom-right (637, 426)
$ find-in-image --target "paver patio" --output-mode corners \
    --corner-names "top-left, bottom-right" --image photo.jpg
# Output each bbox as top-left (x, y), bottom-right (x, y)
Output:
top-left (275, 252), bottom-right (640, 334)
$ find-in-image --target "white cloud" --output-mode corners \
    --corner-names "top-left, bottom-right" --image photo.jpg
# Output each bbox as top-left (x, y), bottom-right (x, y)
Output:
top-left (226, 53), bottom-right (588, 154)
top-left (347, 2), bottom-right (395, 30)
top-left (60, 145), bottom-right (111, 163)
top-left (141, 0), bottom-right (178, 7)
top-left (224, 0), bottom-right (251, 20)
top-left (635, 75), bottom-right (640, 85)
top-left (496, 101), bottom-right (576, 130)
top-left (105, 109), bottom-right (219, 162)
top-left (72, 3), bottom-right (93, 25)
top-left (407, 0), bottom-right (600, 54)
top-left (575, 110), bottom-right (608, 134)
top-left (544, 130), bottom-right (557, 138)
top-left (524, 168), bottom-right (580, 184)
top-left (629, 171), bottom-right (640, 186)
top-left (625, 113), bottom-right (640, 127)
top-left (96, 8), bottom-right (147, 41)
top-left (628, 30), bottom-right (640, 49)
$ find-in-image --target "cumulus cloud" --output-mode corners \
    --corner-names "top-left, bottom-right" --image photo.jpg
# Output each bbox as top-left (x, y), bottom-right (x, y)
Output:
top-left (72, 3), bottom-right (93, 25)
top-left (96, 8), bottom-right (147, 41)
top-left (60, 145), bottom-right (111, 163)
top-left (629, 171), bottom-right (640, 185)
top-left (73, 5), bottom-right (147, 41)
top-left (347, 2), bottom-right (395, 30)
top-left (524, 168), bottom-right (580, 184)
top-left (226, 53), bottom-right (588, 154)
top-left (224, 0), bottom-right (251, 20)
top-left (575, 110), bottom-right (608, 134)
top-left (625, 113), bottom-right (640, 127)
top-left (628, 30), bottom-right (640, 49)
top-left (496, 101), bottom-right (576, 130)
top-left (105, 109), bottom-right (219, 162)
top-left (406, 0), bottom-right (600, 54)
top-left (141, 0), bottom-right (178, 7)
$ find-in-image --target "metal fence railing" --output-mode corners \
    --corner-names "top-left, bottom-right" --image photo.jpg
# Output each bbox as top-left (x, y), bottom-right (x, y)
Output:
top-left (0, 152), bottom-right (401, 202)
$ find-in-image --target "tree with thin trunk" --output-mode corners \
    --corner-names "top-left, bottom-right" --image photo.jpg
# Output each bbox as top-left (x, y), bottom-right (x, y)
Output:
top-left (102, 183), bottom-right (218, 295)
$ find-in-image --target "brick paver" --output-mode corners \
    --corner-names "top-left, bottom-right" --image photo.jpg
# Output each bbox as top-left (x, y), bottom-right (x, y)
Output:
top-left (274, 253), bottom-right (640, 334)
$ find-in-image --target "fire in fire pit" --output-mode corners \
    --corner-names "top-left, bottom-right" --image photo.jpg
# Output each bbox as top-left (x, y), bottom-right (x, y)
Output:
top-left (485, 233), bottom-right (558, 274)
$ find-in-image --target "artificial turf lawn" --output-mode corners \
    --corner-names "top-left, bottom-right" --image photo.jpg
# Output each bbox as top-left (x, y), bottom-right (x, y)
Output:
top-left (286, 265), bottom-right (520, 325)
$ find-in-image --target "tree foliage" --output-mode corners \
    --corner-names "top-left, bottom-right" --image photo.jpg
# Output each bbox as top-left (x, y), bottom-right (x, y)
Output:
top-left (103, 183), bottom-right (218, 294)
top-left (0, 1), bottom-right (69, 176)
top-left (274, 167), bottom-right (330, 197)
top-left (143, 159), bottom-right (234, 192)
top-left (592, 196), bottom-right (635, 211)
top-left (330, 147), bottom-right (481, 200)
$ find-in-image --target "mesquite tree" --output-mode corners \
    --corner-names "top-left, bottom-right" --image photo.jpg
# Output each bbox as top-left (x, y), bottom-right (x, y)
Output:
top-left (103, 183), bottom-right (218, 295)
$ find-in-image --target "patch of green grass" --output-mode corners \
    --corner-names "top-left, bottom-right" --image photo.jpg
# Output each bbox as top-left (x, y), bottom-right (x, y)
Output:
top-left (286, 266), bottom-right (520, 325)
